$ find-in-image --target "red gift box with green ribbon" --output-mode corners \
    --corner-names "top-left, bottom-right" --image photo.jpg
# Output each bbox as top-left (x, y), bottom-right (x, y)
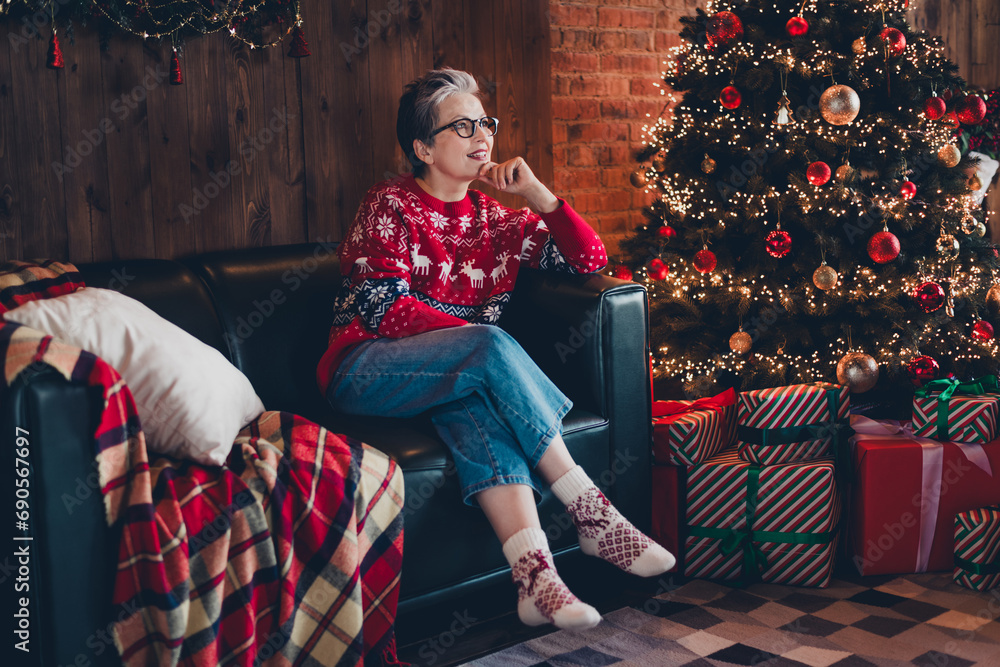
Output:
top-left (736, 382), bottom-right (851, 466)
top-left (912, 376), bottom-right (1000, 444)
top-left (653, 388), bottom-right (737, 465)
top-left (954, 505), bottom-right (1000, 591)
top-left (683, 447), bottom-right (841, 587)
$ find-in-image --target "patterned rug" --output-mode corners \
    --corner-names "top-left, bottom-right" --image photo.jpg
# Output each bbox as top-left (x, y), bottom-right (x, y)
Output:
top-left (463, 573), bottom-right (1000, 666)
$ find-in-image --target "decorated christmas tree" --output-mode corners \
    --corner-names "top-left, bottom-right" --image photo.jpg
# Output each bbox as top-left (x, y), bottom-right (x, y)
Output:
top-left (617, 0), bottom-right (996, 404)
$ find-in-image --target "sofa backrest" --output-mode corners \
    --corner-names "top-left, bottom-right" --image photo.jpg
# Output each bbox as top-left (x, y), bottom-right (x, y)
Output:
top-left (182, 241), bottom-right (342, 424)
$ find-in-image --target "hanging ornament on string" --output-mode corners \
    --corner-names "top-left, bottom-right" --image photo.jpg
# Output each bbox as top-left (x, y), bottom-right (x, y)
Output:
top-left (773, 69), bottom-right (794, 127)
top-left (648, 258), bottom-right (669, 281)
top-left (971, 320), bottom-right (995, 341)
top-left (852, 36), bottom-right (867, 54)
top-left (701, 154), bottom-right (717, 174)
top-left (807, 161), bottom-right (832, 185)
top-left (819, 84), bottom-right (861, 125)
top-left (170, 47), bottom-right (183, 85)
top-left (611, 264), bottom-right (633, 281)
top-left (837, 352), bottom-right (879, 393)
top-left (46, 27), bottom-right (64, 70)
top-left (706, 11), bottom-right (744, 48)
top-left (956, 95), bottom-right (987, 125)
top-left (879, 26), bottom-right (906, 57)
top-left (908, 354), bottom-right (940, 384)
top-left (693, 243), bottom-right (717, 273)
top-left (924, 91), bottom-right (947, 120)
top-left (786, 16), bottom-right (809, 37)
top-left (657, 225), bottom-right (676, 239)
top-left (729, 328), bottom-right (752, 354)
top-left (936, 233), bottom-right (959, 258)
top-left (961, 212), bottom-right (979, 235)
top-left (938, 143), bottom-right (961, 168)
top-left (288, 23), bottom-right (312, 58)
top-left (813, 260), bottom-right (839, 291)
top-left (652, 152), bottom-right (668, 172)
top-left (868, 225), bottom-right (900, 263)
top-left (765, 223), bottom-right (792, 258)
top-left (975, 222), bottom-right (987, 237)
top-left (899, 180), bottom-right (917, 200)
top-left (720, 85), bottom-right (742, 110)
top-left (913, 281), bottom-right (946, 312)
top-left (630, 170), bottom-right (649, 188)
top-left (835, 159), bottom-right (855, 182)
top-left (970, 174), bottom-right (984, 192)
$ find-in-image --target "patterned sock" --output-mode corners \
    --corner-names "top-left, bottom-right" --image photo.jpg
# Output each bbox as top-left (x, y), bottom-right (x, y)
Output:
top-left (552, 465), bottom-right (676, 577)
top-left (502, 527), bottom-right (601, 630)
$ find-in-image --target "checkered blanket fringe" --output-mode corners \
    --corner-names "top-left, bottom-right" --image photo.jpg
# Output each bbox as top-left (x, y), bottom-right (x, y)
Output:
top-left (1, 320), bottom-right (407, 667)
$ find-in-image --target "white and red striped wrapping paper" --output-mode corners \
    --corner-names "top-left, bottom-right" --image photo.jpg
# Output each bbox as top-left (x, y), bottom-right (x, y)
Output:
top-left (954, 505), bottom-right (1000, 591)
top-left (913, 394), bottom-right (999, 444)
top-left (684, 447), bottom-right (841, 588)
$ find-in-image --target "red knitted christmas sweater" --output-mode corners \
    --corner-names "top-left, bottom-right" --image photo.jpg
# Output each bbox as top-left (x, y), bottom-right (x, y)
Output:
top-left (315, 174), bottom-right (607, 393)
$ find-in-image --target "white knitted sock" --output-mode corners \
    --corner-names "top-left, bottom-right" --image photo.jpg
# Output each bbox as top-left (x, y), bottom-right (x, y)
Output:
top-left (502, 527), bottom-right (601, 630)
top-left (552, 465), bottom-right (676, 577)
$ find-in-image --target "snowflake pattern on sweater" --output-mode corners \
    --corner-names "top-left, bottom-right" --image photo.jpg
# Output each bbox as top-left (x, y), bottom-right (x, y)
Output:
top-left (315, 175), bottom-right (607, 392)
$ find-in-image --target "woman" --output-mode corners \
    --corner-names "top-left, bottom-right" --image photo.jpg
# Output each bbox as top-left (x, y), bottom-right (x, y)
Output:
top-left (317, 68), bottom-right (674, 630)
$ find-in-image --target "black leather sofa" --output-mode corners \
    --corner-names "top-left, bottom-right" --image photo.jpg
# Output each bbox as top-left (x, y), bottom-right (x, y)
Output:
top-left (1, 241), bottom-right (653, 666)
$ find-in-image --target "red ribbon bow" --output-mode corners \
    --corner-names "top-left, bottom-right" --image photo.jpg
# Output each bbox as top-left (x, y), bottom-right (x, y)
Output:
top-left (652, 387), bottom-right (736, 420)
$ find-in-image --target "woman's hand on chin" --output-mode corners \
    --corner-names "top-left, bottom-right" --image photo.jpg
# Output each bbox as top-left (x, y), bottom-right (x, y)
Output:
top-left (477, 158), bottom-right (559, 213)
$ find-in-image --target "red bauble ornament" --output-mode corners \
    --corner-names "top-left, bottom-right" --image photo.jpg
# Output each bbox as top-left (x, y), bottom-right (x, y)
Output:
top-left (907, 355), bottom-right (940, 384)
top-left (806, 161), bottom-right (832, 185)
top-left (867, 230), bottom-right (900, 263)
top-left (912, 281), bottom-right (946, 312)
top-left (657, 225), bottom-right (676, 238)
top-left (956, 95), bottom-right (987, 125)
top-left (693, 249), bottom-right (717, 273)
top-left (765, 230), bottom-right (792, 258)
top-left (648, 258), bottom-right (669, 281)
top-left (170, 49), bottom-right (183, 86)
top-left (924, 96), bottom-right (947, 120)
top-left (706, 11), bottom-right (744, 48)
top-left (900, 181), bottom-right (917, 200)
top-left (720, 86), bottom-right (742, 109)
top-left (611, 265), bottom-right (633, 281)
top-left (288, 25), bottom-right (312, 58)
top-left (46, 31), bottom-right (64, 70)
top-left (879, 27), bottom-right (906, 57)
top-left (786, 16), bottom-right (809, 37)
top-left (972, 320), bottom-right (995, 341)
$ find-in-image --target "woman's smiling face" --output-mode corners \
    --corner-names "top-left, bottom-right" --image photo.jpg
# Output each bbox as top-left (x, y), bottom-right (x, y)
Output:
top-left (418, 93), bottom-right (494, 184)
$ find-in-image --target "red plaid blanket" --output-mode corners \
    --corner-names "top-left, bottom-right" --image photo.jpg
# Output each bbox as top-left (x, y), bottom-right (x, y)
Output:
top-left (1, 261), bottom-right (407, 666)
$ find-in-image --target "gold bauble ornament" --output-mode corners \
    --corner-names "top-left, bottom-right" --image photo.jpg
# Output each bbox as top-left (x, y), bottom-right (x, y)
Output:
top-left (970, 174), bottom-right (983, 191)
top-left (819, 84), bottom-right (861, 125)
top-left (961, 213), bottom-right (979, 235)
top-left (701, 155), bottom-right (717, 174)
top-left (835, 164), bottom-right (855, 182)
top-left (652, 153), bottom-right (668, 172)
top-left (986, 284), bottom-right (1000, 316)
top-left (936, 234), bottom-right (959, 257)
top-left (729, 331), bottom-right (752, 354)
top-left (937, 144), bottom-right (961, 168)
top-left (976, 222), bottom-right (987, 237)
top-left (630, 170), bottom-right (648, 188)
top-left (852, 37), bottom-right (866, 54)
top-left (812, 264), bottom-right (839, 290)
top-left (836, 351), bottom-right (879, 393)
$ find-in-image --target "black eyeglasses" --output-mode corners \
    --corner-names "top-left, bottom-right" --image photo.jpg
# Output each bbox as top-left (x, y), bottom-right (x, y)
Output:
top-left (430, 116), bottom-right (499, 138)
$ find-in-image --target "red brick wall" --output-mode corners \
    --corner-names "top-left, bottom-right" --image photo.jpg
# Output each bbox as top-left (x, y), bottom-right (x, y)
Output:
top-left (549, 0), bottom-right (706, 256)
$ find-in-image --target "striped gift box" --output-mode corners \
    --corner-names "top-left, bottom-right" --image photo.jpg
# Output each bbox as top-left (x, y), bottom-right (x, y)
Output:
top-left (684, 447), bottom-right (840, 587)
top-left (653, 397), bottom-right (737, 466)
top-left (912, 394), bottom-right (999, 444)
top-left (954, 505), bottom-right (1000, 591)
top-left (737, 382), bottom-right (850, 465)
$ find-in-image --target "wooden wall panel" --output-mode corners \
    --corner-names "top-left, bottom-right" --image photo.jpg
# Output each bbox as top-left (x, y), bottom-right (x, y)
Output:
top-left (0, 0), bottom-right (552, 261)
top-left (910, 0), bottom-right (1000, 89)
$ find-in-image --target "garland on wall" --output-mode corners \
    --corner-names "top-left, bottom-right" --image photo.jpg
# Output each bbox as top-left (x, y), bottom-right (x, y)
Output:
top-left (1, 0), bottom-right (311, 84)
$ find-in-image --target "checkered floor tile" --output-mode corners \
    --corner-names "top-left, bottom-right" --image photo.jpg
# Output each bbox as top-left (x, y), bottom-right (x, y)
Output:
top-left (464, 573), bottom-right (1000, 666)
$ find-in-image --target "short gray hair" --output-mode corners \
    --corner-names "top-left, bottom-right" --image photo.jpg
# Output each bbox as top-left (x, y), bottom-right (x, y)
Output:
top-left (396, 68), bottom-right (481, 177)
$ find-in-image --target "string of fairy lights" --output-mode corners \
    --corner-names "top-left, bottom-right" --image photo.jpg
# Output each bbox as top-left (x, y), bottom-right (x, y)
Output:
top-left (630, 0), bottom-right (996, 390)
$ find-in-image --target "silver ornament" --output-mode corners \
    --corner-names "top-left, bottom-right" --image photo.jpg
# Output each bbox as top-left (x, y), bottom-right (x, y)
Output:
top-left (819, 85), bottom-right (861, 125)
top-left (836, 351), bottom-right (879, 393)
top-left (936, 234), bottom-right (959, 257)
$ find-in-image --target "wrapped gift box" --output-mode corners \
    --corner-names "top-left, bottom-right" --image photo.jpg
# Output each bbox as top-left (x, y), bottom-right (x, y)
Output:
top-left (651, 463), bottom-right (684, 572)
top-left (912, 391), bottom-right (999, 445)
top-left (737, 382), bottom-right (850, 465)
top-left (683, 447), bottom-right (840, 588)
top-left (850, 416), bottom-right (1000, 576)
top-left (954, 505), bottom-right (1000, 591)
top-left (653, 388), bottom-right (737, 465)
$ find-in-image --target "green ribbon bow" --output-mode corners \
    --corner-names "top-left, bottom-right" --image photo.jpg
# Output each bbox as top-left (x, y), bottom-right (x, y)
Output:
top-left (914, 375), bottom-right (1000, 440)
top-left (954, 555), bottom-right (1000, 576)
top-left (687, 465), bottom-right (839, 586)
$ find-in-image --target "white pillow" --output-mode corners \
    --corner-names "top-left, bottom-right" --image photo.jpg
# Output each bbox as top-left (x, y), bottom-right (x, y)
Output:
top-left (6, 287), bottom-right (265, 466)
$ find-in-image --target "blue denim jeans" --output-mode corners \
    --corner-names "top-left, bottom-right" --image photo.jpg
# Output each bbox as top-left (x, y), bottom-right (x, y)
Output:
top-left (325, 325), bottom-right (572, 504)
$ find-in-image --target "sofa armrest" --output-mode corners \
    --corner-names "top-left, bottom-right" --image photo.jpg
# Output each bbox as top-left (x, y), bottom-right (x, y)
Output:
top-left (501, 269), bottom-right (652, 531)
top-left (1, 367), bottom-right (120, 667)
